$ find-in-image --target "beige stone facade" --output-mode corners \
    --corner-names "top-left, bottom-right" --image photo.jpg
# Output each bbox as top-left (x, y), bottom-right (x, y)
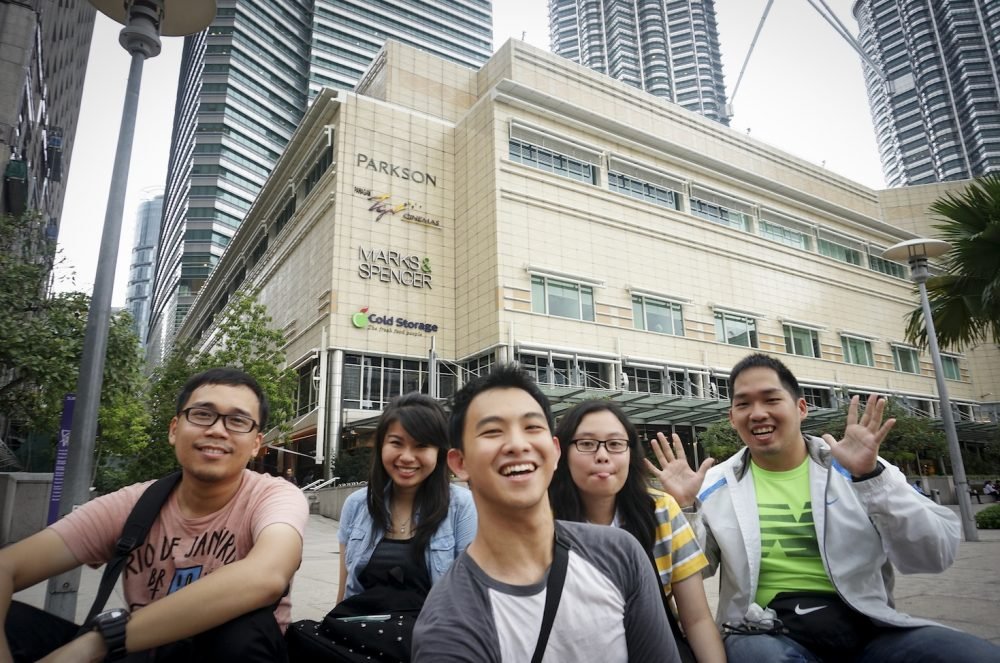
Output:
top-left (176, 40), bottom-right (999, 475)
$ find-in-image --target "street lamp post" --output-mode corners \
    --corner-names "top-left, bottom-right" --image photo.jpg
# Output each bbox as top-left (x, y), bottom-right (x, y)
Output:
top-left (44, 0), bottom-right (215, 620)
top-left (883, 238), bottom-right (979, 542)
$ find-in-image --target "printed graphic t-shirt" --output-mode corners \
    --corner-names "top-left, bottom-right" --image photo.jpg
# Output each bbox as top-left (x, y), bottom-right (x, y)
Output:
top-left (50, 469), bottom-right (308, 630)
top-left (750, 458), bottom-right (835, 607)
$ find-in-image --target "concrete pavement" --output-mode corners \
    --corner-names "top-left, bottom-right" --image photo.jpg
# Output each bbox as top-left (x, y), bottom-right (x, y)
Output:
top-left (13, 505), bottom-right (1000, 645)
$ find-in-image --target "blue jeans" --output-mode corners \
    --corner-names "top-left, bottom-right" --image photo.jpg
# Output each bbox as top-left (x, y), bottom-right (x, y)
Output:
top-left (726, 626), bottom-right (1000, 663)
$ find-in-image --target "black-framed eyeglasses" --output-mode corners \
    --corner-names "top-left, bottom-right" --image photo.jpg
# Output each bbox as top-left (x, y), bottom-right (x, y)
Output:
top-left (570, 438), bottom-right (630, 454)
top-left (181, 407), bottom-right (258, 433)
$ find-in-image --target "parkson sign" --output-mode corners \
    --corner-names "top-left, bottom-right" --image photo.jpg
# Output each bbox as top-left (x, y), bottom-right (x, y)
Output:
top-left (356, 153), bottom-right (437, 187)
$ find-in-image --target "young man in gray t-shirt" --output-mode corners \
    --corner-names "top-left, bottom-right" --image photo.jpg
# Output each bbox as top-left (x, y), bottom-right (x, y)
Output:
top-left (413, 365), bottom-right (678, 662)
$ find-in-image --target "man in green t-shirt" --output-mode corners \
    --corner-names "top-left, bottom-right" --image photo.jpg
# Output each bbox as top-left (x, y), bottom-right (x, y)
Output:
top-left (650, 353), bottom-right (999, 662)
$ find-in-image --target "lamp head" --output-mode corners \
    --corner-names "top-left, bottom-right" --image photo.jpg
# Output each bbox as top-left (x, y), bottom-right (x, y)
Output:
top-left (90, 0), bottom-right (217, 37)
top-left (882, 238), bottom-right (952, 264)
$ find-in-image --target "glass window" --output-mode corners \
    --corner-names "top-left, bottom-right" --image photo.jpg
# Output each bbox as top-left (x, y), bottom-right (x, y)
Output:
top-left (509, 139), bottom-right (596, 184)
top-left (632, 295), bottom-right (684, 335)
top-left (715, 311), bottom-right (758, 347)
top-left (819, 238), bottom-right (863, 266)
top-left (531, 275), bottom-right (595, 321)
top-left (607, 171), bottom-right (680, 210)
top-left (869, 255), bottom-right (908, 279)
top-left (784, 325), bottom-right (821, 358)
top-left (690, 197), bottom-right (751, 232)
top-left (296, 361), bottom-right (319, 416)
top-left (623, 366), bottom-right (664, 394)
top-left (892, 346), bottom-right (920, 374)
top-left (759, 220), bottom-right (810, 250)
top-left (941, 355), bottom-right (961, 381)
top-left (802, 386), bottom-right (832, 409)
top-left (841, 336), bottom-right (874, 366)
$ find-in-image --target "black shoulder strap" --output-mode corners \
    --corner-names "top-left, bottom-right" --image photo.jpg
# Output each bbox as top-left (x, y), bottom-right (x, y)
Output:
top-left (531, 531), bottom-right (570, 663)
top-left (82, 471), bottom-right (183, 628)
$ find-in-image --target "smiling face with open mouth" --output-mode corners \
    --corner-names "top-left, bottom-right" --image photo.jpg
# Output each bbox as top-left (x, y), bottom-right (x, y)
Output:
top-left (381, 420), bottom-right (438, 491)
top-left (170, 383), bottom-right (263, 484)
top-left (729, 366), bottom-right (809, 471)
top-left (567, 410), bottom-right (630, 502)
top-left (449, 387), bottom-right (560, 515)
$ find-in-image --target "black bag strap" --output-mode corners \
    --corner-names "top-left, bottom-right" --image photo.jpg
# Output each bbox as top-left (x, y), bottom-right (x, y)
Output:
top-left (531, 531), bottom-right (570, 663)
top-left (81, 471), bottom-right (183, 628)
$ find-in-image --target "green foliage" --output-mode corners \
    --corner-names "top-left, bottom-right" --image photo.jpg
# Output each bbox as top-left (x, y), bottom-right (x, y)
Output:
top-left (905, 173), bottom-right (1000, 350)
top-left (818, 400), bottom-right (947, 473)
top-left (332, 446), bottom-right (373, 484)
top-left (698, 418), bottom-right (743, 463)
top-left (975, 504), bottom-right (1000, 529)
top-left (126, 292), bottom-right (297, 487)
top-left (1, 212), bottom-right (147, 480)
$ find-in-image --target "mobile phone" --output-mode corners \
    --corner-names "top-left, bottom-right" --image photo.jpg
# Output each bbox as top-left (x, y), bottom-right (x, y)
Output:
top-left (335, 614), bottom-right (392, 623)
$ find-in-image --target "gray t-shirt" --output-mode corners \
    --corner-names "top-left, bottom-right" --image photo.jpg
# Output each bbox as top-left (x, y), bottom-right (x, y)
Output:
top-left (412, 520), bottom-right (679, 662)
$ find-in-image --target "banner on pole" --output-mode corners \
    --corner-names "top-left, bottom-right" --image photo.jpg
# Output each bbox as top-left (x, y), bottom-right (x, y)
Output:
top-left (47, 394), bottom-right (75, 525)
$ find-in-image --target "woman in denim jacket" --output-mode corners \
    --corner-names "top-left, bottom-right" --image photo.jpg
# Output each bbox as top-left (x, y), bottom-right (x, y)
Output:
top-left (337, 393), bottom-right (477, 603)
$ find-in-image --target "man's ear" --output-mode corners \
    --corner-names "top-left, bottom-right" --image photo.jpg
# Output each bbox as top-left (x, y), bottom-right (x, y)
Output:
top-left (728, 408), bottom-right (735, 429)
top-left (447, 448), bottom-right (469, 481)
top-left (168, 416), bottom-right (179, 447)
top-left (797, 397), bottom-right (808, 421)
top-left (552, 436), bottom-right (561, 462)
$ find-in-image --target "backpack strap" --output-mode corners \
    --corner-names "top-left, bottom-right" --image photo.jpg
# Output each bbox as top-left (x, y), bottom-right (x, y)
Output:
top-left (530, 530), bottom-right (570, 663)
top-left (81, 471), bottom-right (183, 628)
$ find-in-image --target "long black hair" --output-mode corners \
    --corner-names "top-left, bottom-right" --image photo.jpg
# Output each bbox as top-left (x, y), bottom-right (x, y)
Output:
top-left (549, 400), bottom-right (657, 555)
top-left (366, 393), bottom-right (450, 558)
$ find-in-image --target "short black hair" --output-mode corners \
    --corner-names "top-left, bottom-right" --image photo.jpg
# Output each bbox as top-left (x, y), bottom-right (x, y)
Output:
top-left (448, 364), bottom-right (554, 451)
top-left (728, 353), bottom-right (803, 400)
top-left (175, 367), bottom-right (270, 431)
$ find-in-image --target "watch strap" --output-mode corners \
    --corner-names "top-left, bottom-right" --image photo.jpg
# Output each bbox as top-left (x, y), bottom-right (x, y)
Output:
top-left (851, 461), bottom-right (886, 482)
top-left (94, 609), bottom-right (129, 661)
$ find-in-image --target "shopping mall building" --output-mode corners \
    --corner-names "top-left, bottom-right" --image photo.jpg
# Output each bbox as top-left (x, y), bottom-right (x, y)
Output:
top-left (175, 39), bottom-right (1000, 476)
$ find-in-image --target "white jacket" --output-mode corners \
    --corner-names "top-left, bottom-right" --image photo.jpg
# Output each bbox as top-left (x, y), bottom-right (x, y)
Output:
top-left (690, 435), bottom-right (961, 628)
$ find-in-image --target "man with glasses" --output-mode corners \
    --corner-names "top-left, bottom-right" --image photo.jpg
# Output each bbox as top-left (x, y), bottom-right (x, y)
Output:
top-left (1, 368), bottom-right (308, 662)
top-left (413, 365), bottom-right (678, 662)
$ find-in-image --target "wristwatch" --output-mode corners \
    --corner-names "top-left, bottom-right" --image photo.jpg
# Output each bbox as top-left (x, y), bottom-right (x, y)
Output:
top-left (92, 608), bottom-right (130, 660)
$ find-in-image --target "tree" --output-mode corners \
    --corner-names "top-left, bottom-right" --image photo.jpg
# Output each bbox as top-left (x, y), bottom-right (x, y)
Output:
top-left (134, 292), bottom-right (297, 485)
top-left (905, 173), bottom-right (1000, 350)
top-left (1, 212), bottom-right (147, 476)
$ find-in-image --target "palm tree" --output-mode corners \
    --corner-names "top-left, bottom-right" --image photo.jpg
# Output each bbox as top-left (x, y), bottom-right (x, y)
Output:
top-left (905, 173), bottom-right (1000, 350)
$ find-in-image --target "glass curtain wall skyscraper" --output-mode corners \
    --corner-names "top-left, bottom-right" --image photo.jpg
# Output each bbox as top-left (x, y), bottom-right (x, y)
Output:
top-left (146, 0), bottom-right (493, 362)
top-left (126, 193), bottom-right (164, 348)
top-left (549, 0), bottom-right (728, 124)
top-left (853, 0), bottom-right (1000, 186)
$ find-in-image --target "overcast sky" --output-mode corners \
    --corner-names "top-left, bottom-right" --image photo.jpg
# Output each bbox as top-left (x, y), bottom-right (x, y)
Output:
top-left (55, 0), bottom-right (883, 307)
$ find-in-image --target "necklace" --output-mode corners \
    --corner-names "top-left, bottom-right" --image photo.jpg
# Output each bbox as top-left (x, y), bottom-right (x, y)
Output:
top-left (388, 517), bottom-right (411, 534)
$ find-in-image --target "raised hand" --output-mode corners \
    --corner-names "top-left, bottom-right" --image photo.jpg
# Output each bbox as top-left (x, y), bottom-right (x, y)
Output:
top-left (645, 432), bottom-right (715, 508)
top-left (822, 394), bottom-right (896, 477)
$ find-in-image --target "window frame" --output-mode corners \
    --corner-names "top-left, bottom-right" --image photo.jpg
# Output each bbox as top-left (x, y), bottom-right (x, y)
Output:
top-left (632, 294), bottom-right (684, 336)
top-left (531, 274), bottom-right (596, 322)
top-left (714, 310), bottom-right (759, 348)
top-left (891, 345), bottom-right (920, 374)
top-left (841, 335), bottom-right (875, 367)
top-left (783, 324), bottom-right (822, 358)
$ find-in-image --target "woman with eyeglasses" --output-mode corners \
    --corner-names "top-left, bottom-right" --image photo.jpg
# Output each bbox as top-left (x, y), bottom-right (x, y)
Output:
top-left (549, 400), bottom-right (725, 663)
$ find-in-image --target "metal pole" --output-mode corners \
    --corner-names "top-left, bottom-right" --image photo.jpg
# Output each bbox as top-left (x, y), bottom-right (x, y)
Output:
top-left (44, 49), bottom-right (147, 619)
top-left (917, 278), bottom-right (979, 542)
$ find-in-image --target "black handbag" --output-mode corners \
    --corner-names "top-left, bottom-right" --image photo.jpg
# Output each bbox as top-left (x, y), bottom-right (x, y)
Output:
top-left (287, 557), bottom-right (426, 662)
top-left (767, 591), bottom-right (876, 656)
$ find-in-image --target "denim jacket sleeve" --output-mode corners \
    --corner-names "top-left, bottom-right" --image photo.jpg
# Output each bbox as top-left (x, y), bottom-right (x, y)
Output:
top-left (425, 484), bottom-right (478, 583)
